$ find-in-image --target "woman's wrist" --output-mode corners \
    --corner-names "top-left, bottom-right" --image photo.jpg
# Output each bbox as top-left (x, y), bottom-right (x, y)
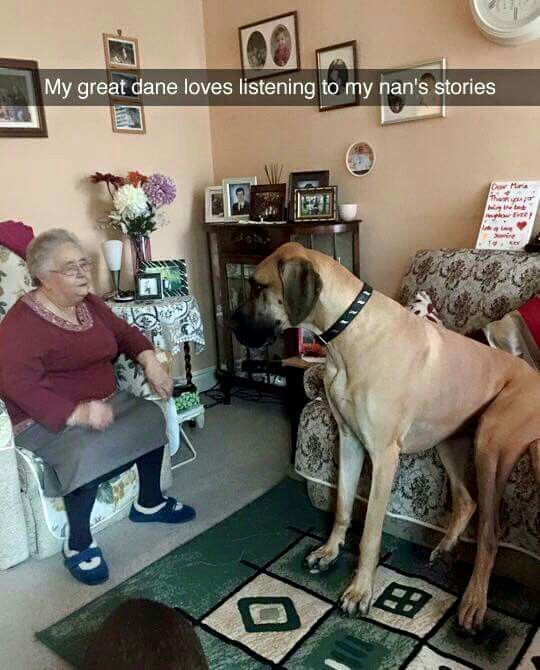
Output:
top-left (136, 349), bottom-right (157, 369)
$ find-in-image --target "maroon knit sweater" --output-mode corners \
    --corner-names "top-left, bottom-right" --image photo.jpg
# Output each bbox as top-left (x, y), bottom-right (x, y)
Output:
top-left (0, 292), bottom-right (152, 432)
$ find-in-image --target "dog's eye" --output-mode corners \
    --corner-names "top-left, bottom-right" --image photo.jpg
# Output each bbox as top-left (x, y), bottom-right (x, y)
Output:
top-left (250, 279), bottom-right (265, 294)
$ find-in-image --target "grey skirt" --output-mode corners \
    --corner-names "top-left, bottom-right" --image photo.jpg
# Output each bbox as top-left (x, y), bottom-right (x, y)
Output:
top-left (15, 391), bottom-right (167, 497)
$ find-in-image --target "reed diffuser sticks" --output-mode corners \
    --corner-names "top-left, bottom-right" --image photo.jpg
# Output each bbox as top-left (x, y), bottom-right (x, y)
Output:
top-left (264, 163), bottom-right (284, 184)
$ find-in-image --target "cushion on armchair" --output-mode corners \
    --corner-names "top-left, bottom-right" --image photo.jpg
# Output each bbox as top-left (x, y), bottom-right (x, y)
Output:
top-left (0, 245), bottom-right (33, 318)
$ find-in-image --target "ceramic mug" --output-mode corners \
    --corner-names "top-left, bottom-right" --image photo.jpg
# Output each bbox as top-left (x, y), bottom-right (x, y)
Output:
top-left (338, 204), bottom-right (358, 221)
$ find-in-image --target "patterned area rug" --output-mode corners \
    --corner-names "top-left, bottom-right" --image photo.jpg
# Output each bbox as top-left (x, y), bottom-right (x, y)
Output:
top-left (37, 479), bottom-right (539, 669)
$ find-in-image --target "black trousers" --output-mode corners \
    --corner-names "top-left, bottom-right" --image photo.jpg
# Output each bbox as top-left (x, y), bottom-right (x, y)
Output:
top-left (63, 445), bottom-right (165, 551)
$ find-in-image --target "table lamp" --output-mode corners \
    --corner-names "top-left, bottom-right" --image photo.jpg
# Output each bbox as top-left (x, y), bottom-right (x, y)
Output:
top-left (102, 240), bottom-right (123, 298)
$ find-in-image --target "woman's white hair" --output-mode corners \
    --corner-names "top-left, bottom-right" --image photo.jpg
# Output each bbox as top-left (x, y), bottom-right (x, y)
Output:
top-left (26, 228), bottom-right (84, 282)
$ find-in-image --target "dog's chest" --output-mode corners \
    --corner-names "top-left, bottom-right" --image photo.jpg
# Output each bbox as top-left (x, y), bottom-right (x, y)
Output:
top-left (324, 362), bottom-right (366, 431)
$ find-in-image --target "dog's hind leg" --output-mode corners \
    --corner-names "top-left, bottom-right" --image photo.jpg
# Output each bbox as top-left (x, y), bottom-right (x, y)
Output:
top-left (459, 408), bottom-right (533, 631)
top-left (430, 436), bottom-right (476, 565)
top-left (305, 426), bottom-right (365, 573)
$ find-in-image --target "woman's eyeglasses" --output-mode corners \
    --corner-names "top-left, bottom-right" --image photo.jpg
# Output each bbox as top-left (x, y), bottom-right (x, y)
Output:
top-left (51, 260), bottom-right (93, 277)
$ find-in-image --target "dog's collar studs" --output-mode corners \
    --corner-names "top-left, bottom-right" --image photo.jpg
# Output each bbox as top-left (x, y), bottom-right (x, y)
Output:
top-left (316, 284), bottom-right (373, 345)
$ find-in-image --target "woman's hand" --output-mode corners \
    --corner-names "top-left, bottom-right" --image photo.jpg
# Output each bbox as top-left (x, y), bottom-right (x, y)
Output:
top-left (68, 400), bottom-right (114, 430)
top-left (137, 350), bottom-right (174, 400)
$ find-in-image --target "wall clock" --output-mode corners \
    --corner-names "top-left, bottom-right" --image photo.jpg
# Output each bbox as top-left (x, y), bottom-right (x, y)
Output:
top-left (470, 0), bottom-right (540, 44)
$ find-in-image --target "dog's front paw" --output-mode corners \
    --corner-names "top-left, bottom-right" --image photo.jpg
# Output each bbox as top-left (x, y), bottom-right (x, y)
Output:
top-left (458, 582), bottom-right (487, 632)
top-left (339, 578), bottom-right (373, 617)
top-left (303, 542), bottom-right (341, 574)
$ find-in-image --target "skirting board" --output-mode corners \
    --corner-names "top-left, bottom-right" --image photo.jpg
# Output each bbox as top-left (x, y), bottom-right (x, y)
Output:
top-left (192, 366), bottom-right (217, 392)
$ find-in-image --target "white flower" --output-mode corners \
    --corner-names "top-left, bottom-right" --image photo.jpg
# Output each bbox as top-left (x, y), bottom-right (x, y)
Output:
top-left (153, 209), bottom-right (169, 228)
top-left (112, 184), bottom-right (149, 220)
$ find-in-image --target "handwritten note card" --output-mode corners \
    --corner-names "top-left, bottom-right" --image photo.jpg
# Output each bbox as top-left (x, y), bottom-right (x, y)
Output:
top-left (476, 181), bottom-right (540, 250)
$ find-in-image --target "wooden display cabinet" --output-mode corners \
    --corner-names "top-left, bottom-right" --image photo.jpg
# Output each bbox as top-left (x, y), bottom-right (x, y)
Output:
top-left (206, 220), bottom-right (361, 399)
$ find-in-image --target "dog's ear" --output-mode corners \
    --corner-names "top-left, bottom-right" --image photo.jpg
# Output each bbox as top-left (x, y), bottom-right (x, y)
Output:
top-left (278, 257), bottom-right (322, 326)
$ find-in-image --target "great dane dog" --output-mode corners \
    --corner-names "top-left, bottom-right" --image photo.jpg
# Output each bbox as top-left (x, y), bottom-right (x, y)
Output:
top-left (231, 242), bottom-right (540, 631)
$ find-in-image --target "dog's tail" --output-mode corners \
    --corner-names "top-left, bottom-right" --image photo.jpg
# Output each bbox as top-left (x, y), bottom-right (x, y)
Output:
top-left (529, 440), bottom-right (540, 484)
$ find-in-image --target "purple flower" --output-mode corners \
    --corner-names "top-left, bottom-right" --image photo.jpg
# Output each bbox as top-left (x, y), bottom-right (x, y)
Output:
top-left (143, 173), bottom-right (176, 207)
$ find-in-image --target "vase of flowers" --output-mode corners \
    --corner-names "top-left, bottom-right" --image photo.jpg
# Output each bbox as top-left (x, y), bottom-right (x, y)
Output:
top-left (90, 170), bottom-right (176, 275)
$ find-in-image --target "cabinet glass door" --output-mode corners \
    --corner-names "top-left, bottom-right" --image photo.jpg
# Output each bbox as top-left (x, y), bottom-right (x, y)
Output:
top-left (225, 262), bottom-right (286, 386)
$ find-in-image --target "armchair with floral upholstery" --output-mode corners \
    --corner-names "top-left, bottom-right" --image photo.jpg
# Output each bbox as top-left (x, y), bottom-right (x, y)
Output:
top-left (295, 249), bottom-right (540, 562)
top-left (0, 244), bottom-right (173, 569)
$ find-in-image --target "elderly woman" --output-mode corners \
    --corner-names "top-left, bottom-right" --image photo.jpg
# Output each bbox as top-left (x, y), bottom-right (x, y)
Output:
top-left (0, 229), bottom-right (195, 585)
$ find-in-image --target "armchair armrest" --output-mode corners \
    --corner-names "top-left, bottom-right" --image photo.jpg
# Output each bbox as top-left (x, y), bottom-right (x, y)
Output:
top-left (304, 363), bottom-right (326, 400)
top-left (114, 354), bottom-right (154, 397)
top-left (114, 355), bottom-right (180, 457)
top-left (0, 400), bottom-right (29, 569)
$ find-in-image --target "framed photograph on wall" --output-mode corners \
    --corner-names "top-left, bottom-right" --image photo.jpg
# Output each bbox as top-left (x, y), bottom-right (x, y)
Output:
top-left (103, 33), bottom-right (140, 69)
top-left (139, 259), bottom-right (188, 297)
top-left (294, 186), bottom-right (337, 222)
top-left (249, 184), bottom-right (286, 222)
top-left (110, 102), bottom-right (146, 134)
top-left (223, 176), bottom-right (258, 220)
top-left (205, 185), bottom-right (225, 222)
top-left (0, 58), bottom-right (47, 138)
top-left (345, 141), bottom-right (376, 177)
top-left (380, 58), bottom-right (446, 125)
top-left (135, 273), bottom-right (162, 300)
top-left (108, 70), bottom-right (141, 100)
top-left (239, 11), bottom-right (300, 81)
top-left (316, 41), bottom-right (360, 112)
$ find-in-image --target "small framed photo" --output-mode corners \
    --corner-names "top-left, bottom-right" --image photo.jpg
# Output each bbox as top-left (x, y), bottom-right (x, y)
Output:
top-left (223, 177), bottom-right (258, 220)
top-left (110, 102), bottom-right (145, 134)
top-left (250, 184), bottom-right (286, 222)
top-left (103, 33), bottom-right (140, 69)
top-left (135, 273), bottom-right (162, 300)
top-left (108, 70), bottom-right (140, 100)
top-left (139, 259), bottom-right (188, 297)
top-left (346, 142), bottom-right (376, 177)
top-left (297, 328), bottom-right (326, 358)
top-left (239, 11), bottom-right (300, 81)
top-left (0, 58), bottom-right (47, 138)
top-left (381, 58), bottom-right (446, 125)
top-left (294, 186), bottom-right (337, 222)
top-left (205, 186), bottom-right (225, 222)
top-left (316, 41), bottom-right (360, 112)
top-left (288, 170), bottom-right (329, 217)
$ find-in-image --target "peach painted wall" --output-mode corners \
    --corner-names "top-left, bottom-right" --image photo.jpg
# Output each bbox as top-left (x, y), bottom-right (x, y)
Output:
top-left (203, 0), bottom-right (540, 296)
top-left (0, 0), bottom-right (217, 371)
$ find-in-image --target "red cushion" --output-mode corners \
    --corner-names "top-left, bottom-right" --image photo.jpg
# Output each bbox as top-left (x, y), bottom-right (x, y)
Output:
top-left (518, 296), bottom-right (540, 347)
top-left (0, 220), bottom-right (34, 259)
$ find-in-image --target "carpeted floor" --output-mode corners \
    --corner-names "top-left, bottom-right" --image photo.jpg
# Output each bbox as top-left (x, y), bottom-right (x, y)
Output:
top-left (38, 478), bottom-right (540, 670)
top-left (0, 397), bottom-right (291, 670)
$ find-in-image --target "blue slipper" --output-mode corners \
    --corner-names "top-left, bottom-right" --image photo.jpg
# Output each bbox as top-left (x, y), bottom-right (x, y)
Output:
top-left (63, 545), bottom-right (109, 586)
top-left (129, 497), bottom-right (196, 524)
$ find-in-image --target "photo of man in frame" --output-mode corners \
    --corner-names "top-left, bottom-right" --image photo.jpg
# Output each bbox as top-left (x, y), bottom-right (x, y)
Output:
top-left (230, 184), bottom-right (250, 215)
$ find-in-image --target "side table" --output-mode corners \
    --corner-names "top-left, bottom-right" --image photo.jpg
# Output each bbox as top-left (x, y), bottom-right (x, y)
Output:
top-left (107, 294), bottom-right (206, 391)
top-left (107, 295), bottom-right (206, 460)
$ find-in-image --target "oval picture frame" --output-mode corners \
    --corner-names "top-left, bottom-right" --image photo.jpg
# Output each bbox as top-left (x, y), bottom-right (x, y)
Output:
top-left (346, 141), bottom-right (376, 178)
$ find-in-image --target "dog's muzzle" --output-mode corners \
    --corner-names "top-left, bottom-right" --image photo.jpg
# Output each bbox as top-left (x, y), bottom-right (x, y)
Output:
top-left (230, 301), bottom-right (279, 348)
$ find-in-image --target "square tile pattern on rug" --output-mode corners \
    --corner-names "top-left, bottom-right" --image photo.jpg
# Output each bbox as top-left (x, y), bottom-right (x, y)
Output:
top-left (37, 479), bottom-right (540, 669)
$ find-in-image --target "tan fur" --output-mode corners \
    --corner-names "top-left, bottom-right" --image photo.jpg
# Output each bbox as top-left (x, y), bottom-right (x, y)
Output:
top-left (253, 242), bottom-right (540, 630)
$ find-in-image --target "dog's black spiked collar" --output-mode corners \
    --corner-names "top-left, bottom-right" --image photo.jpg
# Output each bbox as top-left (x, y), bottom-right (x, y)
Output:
top-left (316, 284), bottom-right (373, 345)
